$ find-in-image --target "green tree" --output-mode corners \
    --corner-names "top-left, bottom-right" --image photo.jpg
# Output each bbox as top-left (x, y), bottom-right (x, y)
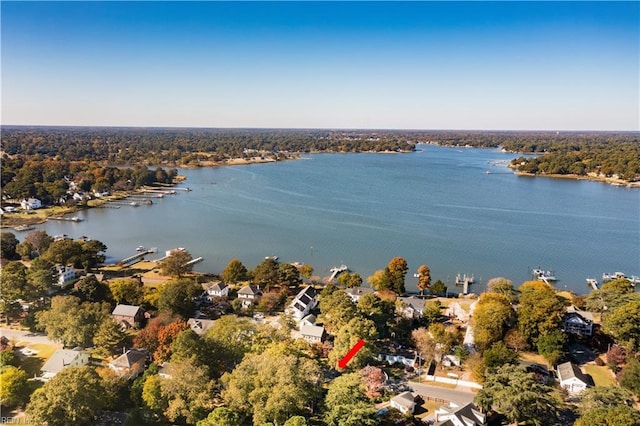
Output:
top-left (142, 374), bottom-right (167, 417)
top-left (585, 278), bottom-right (636, 313)
top-left (157, 278), bottom-right (202, 318)
top-left (197, 407), bottom-right (242, 426)
top-left (602, 300), bottom-right (640, 352)
top-left (73, 274), bottom-right (112, 302)
top-left (318, 289), bottom-right (357, 333)
top-left (486, 277), bottom-right (516, 300)
top-left (221, 345), bottom-right (321, 426)
top-left (170, 329), bottom-right (213, 373)
top-left (41, 239), bottom-right (83, 266)
top-left (367, 268), bottom-right (393, 291)
top-left (0, 365), bottom-right (30, 407)
top-left (204, 315), bottom-right (257, 374)
top-left (109, 278), bottom-right (144, 305)
top-left (471, 292), bottom-right (514, 350)
top-left (93, 319), bottom-right (127, 357)
top-left (0, 261), bottom-right (28, 323)
top-left (0, 232), bottom-right (19, 259)
top-left (536, 329), bottom-right (566, 365)
top-left (579, 385), bottom-right (635, 412)
top-left (357, 292), bottom-right (394, 337)
top-left (278, 263), bottom-right (302, 288)
top-left (337, 272), bottom-right (363, 288)
top-left (618, 357), bottom-right (640, 397)
top-left (253, 257), bottom-right (280, 289)
top-left (284, 416), bottom-right (308, 426)
top-left (475, 364), bottom-right (559, 426)
top-left (416, 264), bottom-right (431, 295)
top-left (325, 372), bottom-right (367, 409)
top-left (78, 239), bottom-right (108, 270)
top-left (0, 349), bottom-right (20, 368)
top-left (222, 258), bottom-right (249, 283)
top-left (160, 358), bottom-right (217, 424)
top-left (37, 296), bottom-right (111, 347)
top-left (517, 281), bottom-right (566, 346)
top-left (160, 249), bottom-right (194, 277)
top-left (576, 405), bottom-right (640, 426)
top-left (329, 316), bottom-right (378, 370)
top-left (483, 341), bottom-right (519, 370)
top-left (27, 366), bottom-right (106, 426)
top-left (387, 257), bottom-right (408, 294)
top-left (26, 257), bottom-right (56, 299)
top-left (430, 279), bottom-right (447, 295)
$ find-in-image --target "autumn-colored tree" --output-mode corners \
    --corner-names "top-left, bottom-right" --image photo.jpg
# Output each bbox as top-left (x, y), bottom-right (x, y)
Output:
top-left (154, 320), bottom-right (189, 362)
top-left (416, 264), bottom-right (431, 295)
top-left (387, 257), bottom-right (408, 294)
top-left (134, 313), bottom-right (179, 355)
top-left (329, 317), bottom-right (378, 370)
top-left (471, 292), bottom-right (515, 350)
top-left (337, 272), bottom-right (363, 288)
top-left (359, 365), bottom-right (385, 398)
top-left (0, 366), bottom-right (30, 407)
top-left (367, 268), bottom-right (393, 291)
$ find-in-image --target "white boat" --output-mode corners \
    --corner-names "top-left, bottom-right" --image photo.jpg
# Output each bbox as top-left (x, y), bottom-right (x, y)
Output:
top-left (532, 268), bottom-right (557, 282)
top-left (136, 246), bottom-right (146, 252)
top-left (14, 224), bottom-right (35, 231)
top-left (602, 272), bottom-right (627, 282)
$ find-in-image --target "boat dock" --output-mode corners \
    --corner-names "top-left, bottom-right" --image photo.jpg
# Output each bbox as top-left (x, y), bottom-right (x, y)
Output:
top-left (455, 273), bottom-right (474, 294)
top-left (108, 201), bottom-right (141, 207)
top-left (49, 216), bottom-right (83, 222)
top-left (119, 248), bottom-right (158, 267)
top-left (586, 278), bottom-right (599, 291)
top-left (184, 256), bottom-right (203, 267)
top-left (329, 264), bottom-right (348, 281)
top-left (532, 268), bottom-right (557, 284)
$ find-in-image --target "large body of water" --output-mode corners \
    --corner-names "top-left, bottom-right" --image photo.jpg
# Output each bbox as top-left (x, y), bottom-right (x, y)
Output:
top-left (40, 145), bottom-right (639, 295)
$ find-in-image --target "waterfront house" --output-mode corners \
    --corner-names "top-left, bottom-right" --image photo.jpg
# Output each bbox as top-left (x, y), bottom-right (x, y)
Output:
top-left (557, 361), bottom-right (591, 393)
top-left (55, 264), bottom-right (77, 287)
top-left (112, 304), bottom-right (145, 328)
top-left (390, 391), bottom-right (416, 414)
top-left (202, 281), bottom-right (230, 300)
top-left (433, 401), bottom-right (487, 426)
top-left (41, 348), bottom-right (89, 381)
top-left (286, 285), bottom-right (318, 321)
top-left (397, 296), bottom-right (426, 319)
top-left (20, 198), bottom-right (42, 210)
top-left (238, 284), bottom-right (262, 308)
top-left (187, 318), bottom-right (216, 336)
top-left (108, 349), bottom-right (147, 379)
top-left (562, 306), bottom-right (594, 337)
top-left (300, 324), bottom-right (326, 343)
top-left (344, 286), bottom-right (374, 303)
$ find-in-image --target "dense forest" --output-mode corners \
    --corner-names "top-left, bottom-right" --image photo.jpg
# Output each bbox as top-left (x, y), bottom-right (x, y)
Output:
top-left (1, 128), bottom-right (639, 195)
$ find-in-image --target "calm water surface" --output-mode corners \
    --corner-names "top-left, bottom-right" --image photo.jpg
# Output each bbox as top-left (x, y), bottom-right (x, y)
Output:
top-left (40, 146), bottom-right (640, 295)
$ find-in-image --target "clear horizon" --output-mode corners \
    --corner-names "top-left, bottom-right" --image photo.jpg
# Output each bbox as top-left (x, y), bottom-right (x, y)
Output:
top-left (2, 2), bottom-right (639, 131)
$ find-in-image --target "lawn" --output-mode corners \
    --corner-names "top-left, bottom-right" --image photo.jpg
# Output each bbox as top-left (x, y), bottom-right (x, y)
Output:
top-left (584, 364), bottom-right (616, 387)
top-left (18, 343), bottom-right (60, 377)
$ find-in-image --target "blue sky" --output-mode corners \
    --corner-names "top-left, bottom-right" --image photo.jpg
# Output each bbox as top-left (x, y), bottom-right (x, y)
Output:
top-left (2, 2), bottom-right (638, 130)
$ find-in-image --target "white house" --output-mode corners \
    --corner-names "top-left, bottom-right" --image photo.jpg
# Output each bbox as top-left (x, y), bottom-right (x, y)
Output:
top-left (344, 286), bottom-right (374, 303)
top-left (434, 401), bottom-right (487, 426)
top-left (238, 285), bottom-right (262, 308)
top-left (397, 296), bottom-right (426, 319)
top-left (21, 198), bottom-right (42, 210)
top-left (557, 361), bottom-right (591, 393)
top-left (300, 324), bottom-right (326, 343)
top-left (41, 348), bottom-right (89, 381)
top-left (378, 349), bottom-right (417, 367)
top-left (287, 286), bottom-right (318, 321)
top-left (202, 281), bottom-right (230, 300)
top-left (390, 391), bottom-right (416, 414)
top-left (55, 265), bottom-right (77, 287)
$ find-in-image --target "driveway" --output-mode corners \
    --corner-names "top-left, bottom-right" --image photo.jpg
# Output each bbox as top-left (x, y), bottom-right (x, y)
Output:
top-left (409, 382), bottom-right (477, 405)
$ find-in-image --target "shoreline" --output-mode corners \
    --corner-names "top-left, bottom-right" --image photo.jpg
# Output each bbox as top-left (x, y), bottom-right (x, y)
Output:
top-left (513, 170), bottom-right (640, 187)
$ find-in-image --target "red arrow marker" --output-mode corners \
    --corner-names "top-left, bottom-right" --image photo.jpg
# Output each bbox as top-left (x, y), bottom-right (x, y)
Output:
top-left (337, 339), bottom-right (366, 369)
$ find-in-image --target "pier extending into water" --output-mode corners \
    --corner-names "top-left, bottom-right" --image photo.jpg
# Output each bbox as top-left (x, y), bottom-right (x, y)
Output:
top-left (329, 264), bottom-right (348, 281)
top-left (119, 248), bottom-right (158, 267)
top-left (455, 273), bottom-right (475, 294)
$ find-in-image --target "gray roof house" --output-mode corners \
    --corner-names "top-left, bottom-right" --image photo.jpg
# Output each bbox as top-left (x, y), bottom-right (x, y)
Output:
top-left (41, 348), bottom-right (89, 381)
top-left (238, 285), bottom-right (262, 307)
top-left (202, 281), bottom-right (230, 299)
top-left (557, 361), bottom-right (592, 393)
top-left (434, 401), bottom-right (487, 426)
top-left (108, 349), bottom-right (147, 379)
top-left (112, 304), bottom-right (145, 328)
top-left (562, 306), bottom-right (594, 337)
top-left (344, 286), bottom-right (374, 303)
top-left (397, 296), bottom-right (426, 318)
top-left (300, 324), bottom-right (326, 343)
top-left (390, 391), bottom-right (416, 414)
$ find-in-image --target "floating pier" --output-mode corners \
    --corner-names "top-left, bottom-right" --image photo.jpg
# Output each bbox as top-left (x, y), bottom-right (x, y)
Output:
top-left (586, 278), bottom-right (599, 291)
top-left (455, 273), bottom-right (475, 294)
top-left (49, 216), bottom-right (83, 222)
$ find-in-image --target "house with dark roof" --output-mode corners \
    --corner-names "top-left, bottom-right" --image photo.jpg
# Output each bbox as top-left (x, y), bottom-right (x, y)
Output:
top-left (112, 304), bottom-right (145, 328)
top-left (187, 318), bottom-right (216, 336)
top-left (562, 306), bottom-right (594, 337)
top-left (108, 349), bottom-right (147, 379)
top-left (41, 348), bottom-right (89, 381)
top-left (287, 286), bottom-right (318, 321)
top-left (344, 286), bottom-right (374, 303)
top-left (390, 391), bottom-right (416, 414)
top-left (434, 401), bottom-right (487, 426)
top-left (557, 361), bottom-right (592, 393)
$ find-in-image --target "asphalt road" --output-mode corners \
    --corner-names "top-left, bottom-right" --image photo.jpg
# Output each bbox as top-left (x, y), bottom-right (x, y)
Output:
top-left (0, 328), bottom-right (60, 347)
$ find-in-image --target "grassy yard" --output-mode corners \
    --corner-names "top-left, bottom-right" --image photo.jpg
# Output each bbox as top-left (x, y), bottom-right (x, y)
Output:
top-left (584, 364), bottom-right (616, 387)
top-left (18, 343), bottom-right (60, 377)
top-left (415, 400), bottom-right (444, 420)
